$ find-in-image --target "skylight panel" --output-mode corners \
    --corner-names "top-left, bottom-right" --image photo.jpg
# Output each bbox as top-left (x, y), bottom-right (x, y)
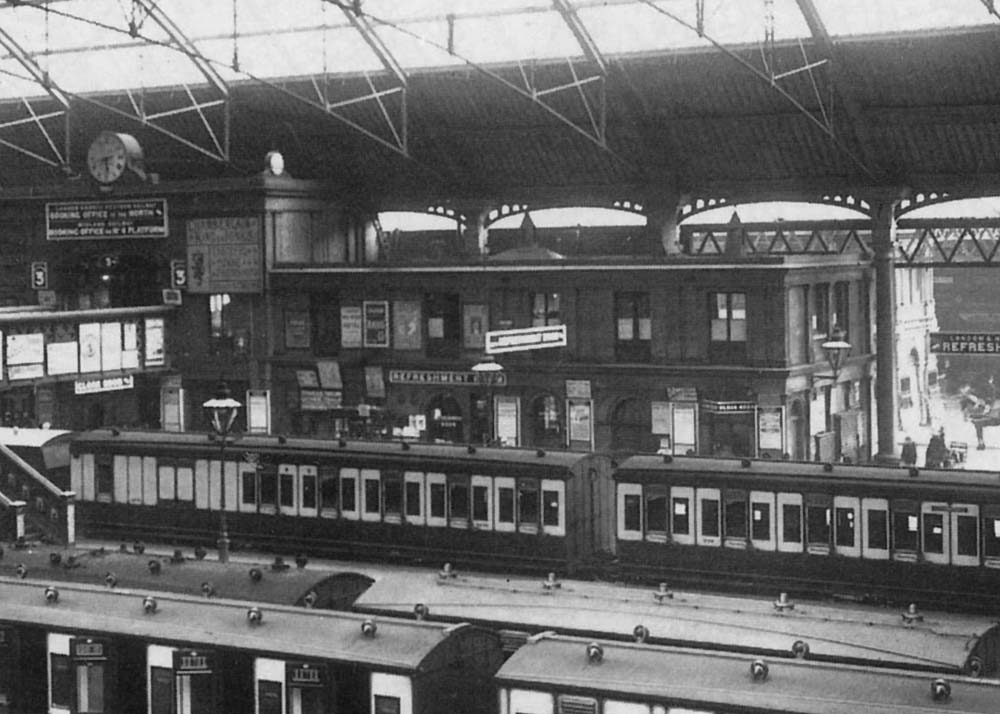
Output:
top-left (453, 12), bottom-right (583, 63)
top-left (811, 0), bottom-right (997, 36)
top-left (364, 0), bottom-right (555, 22)
top-left (44, 44), bottom-right (206, 94)
top-left (0, 59), bottom-right (46, 100)
top-left (375, 20), bottom-right (465, 70)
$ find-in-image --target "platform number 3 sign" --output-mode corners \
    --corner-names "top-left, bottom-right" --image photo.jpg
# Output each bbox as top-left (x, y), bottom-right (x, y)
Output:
top-left (30, 261), bottom-right (48, 290)
top-left (170, 260), bottom-right (187, 289)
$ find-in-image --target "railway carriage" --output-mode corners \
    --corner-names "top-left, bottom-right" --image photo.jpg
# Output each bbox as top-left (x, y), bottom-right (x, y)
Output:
top-left (0, 576), bottom-right (502, 714)
top-left (496, 634), bottom-right (1000, 714)
top-left (613, 455), bottom-right (1000, 609)
top-left (69, 430), bottom-right (614, 572)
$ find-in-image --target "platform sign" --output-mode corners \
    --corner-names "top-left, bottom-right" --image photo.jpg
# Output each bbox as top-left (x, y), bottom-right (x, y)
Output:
top-left (30, 261), bottom-right (48, 289)
top-left (930, 332), bottom-right (1000, 354)
top-left (485, 325), bottom-right (567, 354)
top-left (46, 199), bottom-right (168, 239)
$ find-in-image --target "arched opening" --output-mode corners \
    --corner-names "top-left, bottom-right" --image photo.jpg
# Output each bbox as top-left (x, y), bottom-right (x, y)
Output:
top-left (610, 398), bottom-right (652, 453)
top-left (425, 394), bottom-right (464, 444)
top-left (527, 393), bottom-right (564, 449)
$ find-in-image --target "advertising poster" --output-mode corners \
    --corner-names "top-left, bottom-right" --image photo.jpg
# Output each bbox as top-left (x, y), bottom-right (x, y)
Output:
top-left (651, 401), bottom-right (671, 435)
top-left (365, 365), bottom-right (386, 398)
top-left (185, 216), bottom-right (262, 293)
top-left (101, 322), bottom-right (122, 371)
top-left (340, 306), bottom-right (363, 348)
top-left (363, 301), bottom-right (390, 348)
top-left (392, 300), bottom-right (422, 350)
top-left (568, 400), bottom-right (592, 445)
top-left (758, 406), bottom-right (784, 452)
top-left (122, 322), bottom-right (139, 369)
top-left (247, 389), bottom-right (270, 434)
top-left (47, 342), bottom-right (79, 375)
top-left (463, 304), bottom-right (487, 349)
top-left (6, 333), bottom-right (44, 366)
top-left (496, 395), bottom-right (519, 446)
top-left (144, 318), bottom-right (165, 367)
top-left (284, 311), bottom-right (311, 349)
top-left (317, 359), bottom-right (343, 389)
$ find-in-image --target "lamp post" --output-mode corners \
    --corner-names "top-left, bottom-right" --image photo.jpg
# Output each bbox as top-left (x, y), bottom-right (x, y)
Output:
top-left (812, 324), bottom-right (852, 385)
top-left (472, 355), bottom-right (505, 445)
top-left (202, 379), bottom-right (242, 563)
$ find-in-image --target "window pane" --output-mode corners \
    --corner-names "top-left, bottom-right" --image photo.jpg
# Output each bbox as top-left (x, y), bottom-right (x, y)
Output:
top-left (302, 474), bottom-right (317, 509)
top-left (518, 482), bottom-right (539, 524)
top-left (866, 509), bottom-right (888, 549)
top-left (751, 502), bottom-right (770, 541)
top-left (806, 506), bottom-right (830, 545)
top-left (542, 489), bottom-right (560, 527)
top-left (672, 497), bottom-right (690, 535)
top-left (365, 479), bottom-right (381, 514)
top-left (893, 511), bottom-right (919, 550)
top-left (701, 499), bottom-right (720, 537)
top-left (260, 471), bottom-right (278, 507)
top-left (50, 654), bottom-right (72, 709)
top-left (341, 477), bottom-right (356, 511)
top-left (923, 513), bottom-right (944, 554)
top-left (498, 487), bottom-right (515, 524)
top-left (731, 292), bottom-right (746, 318)
top-left (782, 504), bottom-right (802, 543)
top-left (449, 482), bottom-right (469, 519)
top-left (637, 317), bottom-right (651, 341)
top-left (319, 469), bottom-right (337, 510)
top-left (280, 473), bottom-right (295, 507)
top-left (150, 667), bottom-right (173, 714)
top-left (80, 662), bottom-right (105, 713)
top-left (472, 486), bottom-right (489, 521)
top-left (617, 318), bottom-right (634, 340)
top-left (405, 481), bottom-right (421, 517)
top-left (710, 318), bottom-right (728, 341)
top-left (715, 293), bottom-right (728, 318)
top-left (835, 507), bottom-right (855, 546)
top-left (985, 517), bottom-right (1000, 557)
top-left (430, 483), bottom-right (446, 518)
top-left (624, 494), bottom-right (641, 532)
top-left (646, 491), bottom-right (667, 532)
top-left (724, 499), bottom-right (746, 538)
top-left (374, 696), bottom-right (401, 714)
top-left (730, 318), bottom-right (746, 342)
top-left (384, 479), bottom-right (402, 516)
top-left (957, 515), bottom-right (978, 556)
top-left (242, 471), bottom-right (257, 506)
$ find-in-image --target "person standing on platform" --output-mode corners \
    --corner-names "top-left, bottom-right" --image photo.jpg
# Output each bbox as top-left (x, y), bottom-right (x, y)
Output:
top-left (900, 436), bottom-right (917, 466)
top-left (925, 427), bottom-right (949, 468)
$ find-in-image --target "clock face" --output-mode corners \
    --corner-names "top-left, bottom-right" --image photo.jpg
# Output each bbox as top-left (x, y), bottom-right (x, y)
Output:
top-left (87, 132), bottom-right (128, 184)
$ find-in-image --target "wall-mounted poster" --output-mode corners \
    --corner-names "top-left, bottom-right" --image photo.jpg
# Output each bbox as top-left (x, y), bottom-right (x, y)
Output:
top-left (758, 406), bottom-right (784, 453)
top-left (122, 322), bottom-right (139, 369)
top-left (246, 389), bottom-right (271, 434)
top-left (317, 359), bottom-right (343, 389)
top-left (47, 342), bottom-right (79, 375)
top-left (365, 365), bottom-right (386, 398)
top-left (463, 304), bottom-right (487, 349)
top-left (568, 401), bottom-right (592, 446)
top-left (185, 216), bottom-right (263, 294)
top-left (6, 333), bottom-right (44, 366)
top-left (101, 322), bottom-right (122, 372)
top-left (363, 301), bottom-right (390, 348)
top-left (340, 306), bottom-right (363, 348)
top-left (79, 323), bottom-right (101, 372)
top-left (284, 311), bottom-right (311, 349)
top-left (144, 318), bottom-right (165, 367)
top-left (392, 300), bottom-right (422, 350)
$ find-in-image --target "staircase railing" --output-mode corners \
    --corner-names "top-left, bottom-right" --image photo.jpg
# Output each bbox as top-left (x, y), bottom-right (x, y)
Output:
top-left (0, 442), bottom-right (75, 546)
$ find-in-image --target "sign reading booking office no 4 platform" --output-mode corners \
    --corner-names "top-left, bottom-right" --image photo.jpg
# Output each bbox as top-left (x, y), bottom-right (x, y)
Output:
top-left (46, 199), bottom-right (168, 239)
top-left (186, 216), bottom-right (263, 293)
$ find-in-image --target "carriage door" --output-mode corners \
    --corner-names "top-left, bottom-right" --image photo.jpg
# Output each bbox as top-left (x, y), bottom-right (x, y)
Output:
top-left (921, 502), bottom-right (950, 565)
top-left (695, 488), bottom-right (721, 547)
top-left (164, 648), bottom-right (217, 714)
top-left (951, 504), bottom-right (980, 567)
top-left (299, 466), bottom-right (318, 518)
top-left (70, 637), bottom-right (114, 714)
top-left (749, 491), bottom-right (776, 551)
top-left (833, 496), bottom-right (861, 558)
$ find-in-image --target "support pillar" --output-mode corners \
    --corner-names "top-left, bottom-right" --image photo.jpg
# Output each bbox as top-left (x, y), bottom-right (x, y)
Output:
top-left (872, 200), bottom-right (899, 464)
top-left (643, 189), bottom-right (687, 256)
top-left (459, 206), bottom-right (490, 257)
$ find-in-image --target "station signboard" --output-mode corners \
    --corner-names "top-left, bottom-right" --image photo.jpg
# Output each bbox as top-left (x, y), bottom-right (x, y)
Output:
top-left (930, 333), bottom-right (1000, 354)
top-left (46, 199), bottom-right (168, 239)
top-left (485, 325), bottom-right (567, 354)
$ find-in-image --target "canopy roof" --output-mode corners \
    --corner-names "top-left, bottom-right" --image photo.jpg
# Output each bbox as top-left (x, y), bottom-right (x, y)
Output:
top-left (1, 1), bottom-right (999, 208)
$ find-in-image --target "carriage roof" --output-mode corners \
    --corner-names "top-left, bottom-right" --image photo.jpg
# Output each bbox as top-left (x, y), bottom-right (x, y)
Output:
top-left (497, 635), bottom-right (1000, 714)
top-left (70, 428), bottom-right (601, 473)
top-left (0, 576), bottom-right (479, 671)
top-left (353, 569), bottom-right (997, 675)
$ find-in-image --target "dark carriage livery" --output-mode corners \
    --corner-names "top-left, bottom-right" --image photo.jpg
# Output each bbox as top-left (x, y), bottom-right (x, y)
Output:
top-left (69, 429), bottom-right (615, 573)
top-left (0, 576), bottom-right (502, 714)
top-left (613, 455), bottom-right (1000, 610)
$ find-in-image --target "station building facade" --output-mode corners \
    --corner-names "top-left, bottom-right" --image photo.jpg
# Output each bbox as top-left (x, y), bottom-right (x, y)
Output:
top-left (0, 173), bottom-right (943, 463)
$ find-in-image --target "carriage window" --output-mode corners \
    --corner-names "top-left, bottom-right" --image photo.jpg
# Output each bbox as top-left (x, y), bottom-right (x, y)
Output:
top-left (957, 514), bottom-right (978, 557)
top-left (429, 482), bottom-right (446, 519)
top-left (258, 681), bottom-right (282, 714)
top-left (646, 489), bottom-right (667, 534)
top-left (751, 502), bottom-right (771, 541)
top-left (341, 476), bottom-right (357, 512)
top-left (96, 459), bottom-right (113, 503)
top-left (985, 516), bottom-right (1000, 557)
top-left (301, 470), bottom-right (317, 510)
top-left (319, 468), bottom-right (338, 511)
top-left (835, 507), bottom-right (855, 546)
top-left (473, 485), bottom-right (490, 522)
top-left (498, 485), bottom-right (515, 525)
top-left (867, 509), bottom-right (888, 550)
top-left (50, 654), bottom-right (72, 709)
top-left (150, 667), bottom-right (174, 714)
top-left (405, 481), bottom-right (421, 517)
top-left (806, 506), bottom-right (830, 545)
top-left (542, 488), bottom-right (560, 527)
top-left (782, 504), bottom-right (802, 543)
top-left (289, 684), bottom-right (324, 714)
top-left (519, 481), bottom-right (539, 524)
top-left (365, 478), bottom-right (381, 516)
top-left (923, 512), bottom-right (944, 554)
top-left (77, 661), bottom-right (106, 713)
top-left (280, 471), bottom-right (295, 508)
top-left (260, 468), bottom-right (278, 508)
top-left (242, 469), bottom-right (257, 507)
top-left (673, 497), bottom-right (691, 536)
top-left (701, 498), bottom-right (720, 537)
top-left (449, 481), bottom-right (470, 520)
top-left (623, 493), bottom-right (641, 532)
top-left (384, 474), bottom-right (403, 519)
top-left (724, 497), bottom-right (747, 538)
top-left (374, 696), bottom-right (401, 714)
top-left (893, 512), bottom-right (919, 550)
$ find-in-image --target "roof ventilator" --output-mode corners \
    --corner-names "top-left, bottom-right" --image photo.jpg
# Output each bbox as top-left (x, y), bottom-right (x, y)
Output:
top-left (931, 679), bottom-right (951, 702)
top-left (142, 596), bottom-right (158, 614)
top-left (773, 592), bottom-right (794, 611)
top-left (44, 586), bottom-right (59, 603)
top-left (361, 619), bottom-right (377, 637)
top-left (247, 607), bottom-right (263, 625)
top-left (750, 659), bottom-right (769, 682)
top-left (542, 572), bottom-right (561, 591)
top-left (654, 582), bottom-right (673, 603)
top-left (438, 562), bottom-right (456, 581)
top-left (585, 642), bottom-right (603, 664)
top-left (633, 624), bottom-right (649, 643)
top-left (414, 603), bottom-right (429, 620)
top-left (902, 603), bottom-right (923, 624)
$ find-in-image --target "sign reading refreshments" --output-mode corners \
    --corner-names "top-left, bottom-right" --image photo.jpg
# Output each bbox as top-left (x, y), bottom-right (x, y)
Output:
top-left (485, 325), bottom-right (567, 354)
top-left (47, 199), bottom-right (168, 239)
top-left (930, 333), bottom-right (1000, 354)
top-left (388, 369), bottom-right (508, 386)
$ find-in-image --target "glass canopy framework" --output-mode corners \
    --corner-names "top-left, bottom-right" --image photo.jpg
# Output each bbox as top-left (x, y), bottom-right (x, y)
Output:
top-left (0, 0), bottom-right (998, 196)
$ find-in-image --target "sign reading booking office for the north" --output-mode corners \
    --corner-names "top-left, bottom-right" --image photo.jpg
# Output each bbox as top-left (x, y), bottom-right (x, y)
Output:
top-left (930, 332), bottom-right (1000, 354)
top-left (485, 325), bottom-right (567, 354)
top-left (46, 199), bottom-right (168, 239)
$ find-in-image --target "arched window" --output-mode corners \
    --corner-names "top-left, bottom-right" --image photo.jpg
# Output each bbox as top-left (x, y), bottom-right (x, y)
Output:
top-left (528, 394), bottom-right (564, 449)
